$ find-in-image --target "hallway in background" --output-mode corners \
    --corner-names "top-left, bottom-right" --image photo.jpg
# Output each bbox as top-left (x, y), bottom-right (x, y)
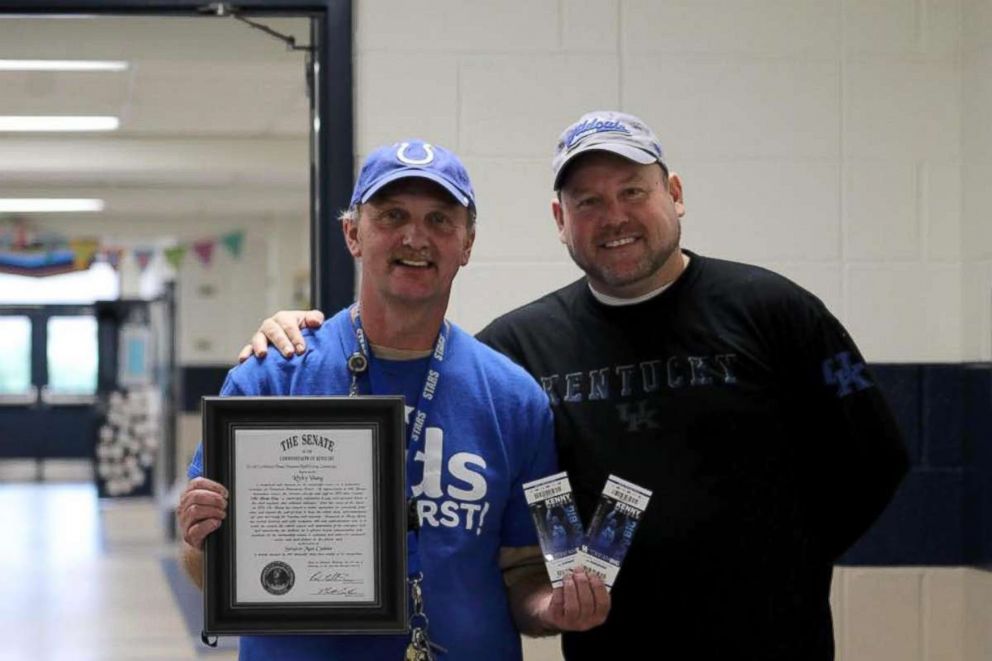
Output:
top-left (0, 471), bottom-right (236, 661)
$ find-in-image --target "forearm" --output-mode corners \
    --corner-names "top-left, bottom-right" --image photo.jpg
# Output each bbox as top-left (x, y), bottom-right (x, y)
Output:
top-left (506, 570), bottom-right (556, 637)
top-left (806, 394), bottom-right (910, 560)
top-left (820, 434), bottom-right (908, 559)
top-left (181, 541), bottom-right (205, 590)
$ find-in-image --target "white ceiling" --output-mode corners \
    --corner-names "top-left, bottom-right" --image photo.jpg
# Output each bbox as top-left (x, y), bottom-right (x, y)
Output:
top-left (0, 15), bottom-right (313, 224)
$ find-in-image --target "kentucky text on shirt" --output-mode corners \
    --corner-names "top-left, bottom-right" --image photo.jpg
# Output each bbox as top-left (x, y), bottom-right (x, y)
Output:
top-left (539, 353), bottom-right (739, 405)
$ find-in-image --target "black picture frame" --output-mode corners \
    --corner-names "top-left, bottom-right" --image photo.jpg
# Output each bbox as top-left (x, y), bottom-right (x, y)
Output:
top-left (201, 396), bottom-right (407, 635)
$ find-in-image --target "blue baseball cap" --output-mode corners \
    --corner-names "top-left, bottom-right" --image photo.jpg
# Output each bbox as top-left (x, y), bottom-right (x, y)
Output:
top-left (552, 111), bottom-right (667, 190)
top-left (350, 140), bottom-right (476, 209)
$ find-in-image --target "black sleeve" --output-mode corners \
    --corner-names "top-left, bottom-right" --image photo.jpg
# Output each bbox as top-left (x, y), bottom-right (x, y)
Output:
top-left (476, 317), bottom-right (524, 365)
top-left (778, 294), bottom-right (909, 561)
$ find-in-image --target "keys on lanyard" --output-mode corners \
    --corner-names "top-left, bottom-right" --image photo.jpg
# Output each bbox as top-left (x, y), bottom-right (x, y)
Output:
top-left (405, 572), bottom-right (446, 660)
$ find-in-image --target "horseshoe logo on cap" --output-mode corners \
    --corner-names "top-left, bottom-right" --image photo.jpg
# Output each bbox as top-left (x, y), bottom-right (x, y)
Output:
top-left (396, 142), bottom-right (434, 165)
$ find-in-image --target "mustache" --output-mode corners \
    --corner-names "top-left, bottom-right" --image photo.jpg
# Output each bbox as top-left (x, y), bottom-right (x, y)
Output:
top-left (595, 224), bottom-right (641, 242)
top-left (391, 250), bottom-right (433, 262)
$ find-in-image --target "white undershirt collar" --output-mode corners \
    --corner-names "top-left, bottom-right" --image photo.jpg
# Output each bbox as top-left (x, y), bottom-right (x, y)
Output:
top-left (587, 254), bottom-right (691, 307)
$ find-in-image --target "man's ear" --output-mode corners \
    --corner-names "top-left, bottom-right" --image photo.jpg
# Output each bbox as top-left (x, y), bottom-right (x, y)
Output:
top-left (552, 197), bottom-right (567, 245)
top-left (668, 173), bottom-right (686, 218)
top-left (460, 225), bottom-right (475, 267)
top-left (342, 214), bottom-right (362, 258)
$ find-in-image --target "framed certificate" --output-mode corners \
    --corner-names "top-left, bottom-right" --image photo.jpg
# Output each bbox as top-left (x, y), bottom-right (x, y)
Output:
top-left (201, 396), bottom-right (407, 635)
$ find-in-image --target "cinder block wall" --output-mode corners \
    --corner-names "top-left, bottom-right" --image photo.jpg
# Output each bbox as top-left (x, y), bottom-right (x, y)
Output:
top-left (961, 1), bottom-right (992, 654)
top-left (353, 1), bottom-right (990, 660)
top-left (963, 0), bottom-right (992, 359)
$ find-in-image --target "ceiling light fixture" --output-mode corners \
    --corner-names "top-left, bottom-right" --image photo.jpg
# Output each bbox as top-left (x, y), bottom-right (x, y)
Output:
top-left (0, 116), bottom-right (120, 132)
top-left (0, 59), bottom-right (129, 72)
top-left (0, 199), bottom-right (105, 213)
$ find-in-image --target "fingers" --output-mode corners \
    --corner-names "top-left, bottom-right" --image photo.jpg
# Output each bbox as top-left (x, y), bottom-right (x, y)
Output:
top-left (562, 569), bottom-right (580, 617)
top-left (274, 313), bottom-right (307, 355)
top-left (178, 478), bottom-right (229, 549)
top-left (247, 310), bottom-right (323, 361)
top-left (237, 343), bottom-right (253, 364)
top-left (586, 572), bottom-right (611, 624)
top-left (261, 318), bottom-right (295, 357)
top-left (302, 309), bottom-right (325, 329)
top-left (250, 330), bottom-right (270, 360)
top-left (185, 518), bottom-right (223, 550)
top-left (184, 477), bottom-right (228, 499)
top-left (558, 569), bottom-right (610, 631)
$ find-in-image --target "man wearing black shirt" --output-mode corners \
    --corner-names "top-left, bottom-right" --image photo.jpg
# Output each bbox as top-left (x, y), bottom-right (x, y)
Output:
top-left (245, 111), bottom-right (908, 660)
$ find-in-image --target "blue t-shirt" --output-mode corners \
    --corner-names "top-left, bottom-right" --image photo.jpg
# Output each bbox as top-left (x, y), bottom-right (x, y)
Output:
top-left (188, 308), bottom-right (557, 660)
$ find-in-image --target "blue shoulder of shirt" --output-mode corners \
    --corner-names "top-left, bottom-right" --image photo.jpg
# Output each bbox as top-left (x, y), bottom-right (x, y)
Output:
top-left (221, 321), bottom-right (342, 396)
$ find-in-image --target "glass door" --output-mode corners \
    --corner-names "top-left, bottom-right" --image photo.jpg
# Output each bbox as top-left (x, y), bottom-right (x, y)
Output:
top-left (0, 306), bottom-right (100, 461)
top-left (0, 315), bottom-right (35, 404)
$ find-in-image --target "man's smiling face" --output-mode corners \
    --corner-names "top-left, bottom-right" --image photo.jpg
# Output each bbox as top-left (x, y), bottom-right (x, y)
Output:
top-left (344, 178), bottom-right (474, 310)
top-left (554, 151), bottom-right (685, 298)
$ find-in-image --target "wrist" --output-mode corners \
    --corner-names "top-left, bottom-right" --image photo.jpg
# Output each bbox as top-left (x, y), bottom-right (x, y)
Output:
top-left (530, 592), bottom-right (560, 636)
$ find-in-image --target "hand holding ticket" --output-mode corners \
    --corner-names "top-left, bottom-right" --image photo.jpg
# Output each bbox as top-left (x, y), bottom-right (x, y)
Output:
top-left (524, 472), bottom-right (652, 592)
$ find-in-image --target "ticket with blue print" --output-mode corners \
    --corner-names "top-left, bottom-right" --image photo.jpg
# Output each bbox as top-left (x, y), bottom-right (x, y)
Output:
top-left (523, 471), bottom-right (583, 588)
top-left (578, 475), bottom-right (652, 591)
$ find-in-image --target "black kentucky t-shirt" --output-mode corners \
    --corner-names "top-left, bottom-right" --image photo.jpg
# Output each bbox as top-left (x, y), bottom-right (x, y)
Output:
top-left (477, 251), bottom-right (906, 661)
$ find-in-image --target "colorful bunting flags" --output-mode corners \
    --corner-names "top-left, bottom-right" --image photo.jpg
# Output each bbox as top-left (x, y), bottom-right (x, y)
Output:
top-left (0, 222), bottom-right (246, 277)
top-left (163, 245), bottom-right (187, 270)
top-left (69, 238), bottom-right (100, 271)
top-left (192, 240), bottom-right (215, 266)
top-left (220, 231), bottom-right (244, 258)
top-left (104, 248), bottom-right (124, 271)
top-left (134, 249), bottom-right (154, 272)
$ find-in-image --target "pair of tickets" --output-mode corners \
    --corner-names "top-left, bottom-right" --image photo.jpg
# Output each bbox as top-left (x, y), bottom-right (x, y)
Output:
top-left (522, 472), bottom-right (652, 591)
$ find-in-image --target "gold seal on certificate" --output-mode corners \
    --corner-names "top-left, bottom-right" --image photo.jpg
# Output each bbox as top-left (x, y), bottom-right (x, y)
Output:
top-left (200, 396), bottom-right (408, 636)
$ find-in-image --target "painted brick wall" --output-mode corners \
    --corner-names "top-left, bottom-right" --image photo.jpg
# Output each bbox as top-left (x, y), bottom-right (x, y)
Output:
top-left (352, 1), bottom-right (989, 660)
top-left (355, 0), bottom-right (976, 363)
top-left (961, 2), bottom-right (992, 659)
top-left (963, 0), bottom-right (992, 361)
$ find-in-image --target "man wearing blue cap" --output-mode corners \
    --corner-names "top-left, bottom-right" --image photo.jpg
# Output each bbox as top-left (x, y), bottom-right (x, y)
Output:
top-left (178, 139), bottom-right (610, 660)
top-left (242, 114), bottom-right (907, 660)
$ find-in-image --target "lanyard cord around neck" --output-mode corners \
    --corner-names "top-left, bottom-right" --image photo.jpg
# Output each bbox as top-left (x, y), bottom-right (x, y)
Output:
top-left (346, 304), bottom-right (451, 579)
top-left (347, 306), bottom-right (451, 656)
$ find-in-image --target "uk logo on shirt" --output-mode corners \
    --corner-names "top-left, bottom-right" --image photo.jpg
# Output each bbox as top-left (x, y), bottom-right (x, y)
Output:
top-left (822, 351), bottom-right (873, 397)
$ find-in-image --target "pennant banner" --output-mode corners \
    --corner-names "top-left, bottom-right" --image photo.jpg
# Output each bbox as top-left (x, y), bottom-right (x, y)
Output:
top-left (69, 238), bottom-right (100, 271)
top-left (104, 248), bottom-right (124, 271)
top-left (0, 221), bottom-right (245, 277)
top-left (220, 231), bottom-right (245, 258)
top-left (193, 240), bottom-right (215, 266)
top-left (164, 245), bottom-right (187, 270)
top-left (134, 249), bottom-right (154, 272)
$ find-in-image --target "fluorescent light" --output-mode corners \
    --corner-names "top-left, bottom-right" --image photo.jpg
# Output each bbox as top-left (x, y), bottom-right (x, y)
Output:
top-left (0, 199), bottom-right (105, 213)
top-left (0, 59), bottom-right (128, 72)
top-left (0, 116), bottom-right (119, 132)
